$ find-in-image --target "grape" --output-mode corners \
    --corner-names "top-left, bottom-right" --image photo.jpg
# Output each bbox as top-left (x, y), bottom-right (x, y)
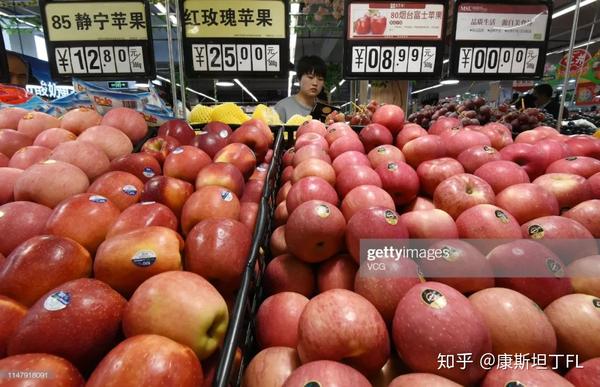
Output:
top-left (473, 97), bottom-right (485, 107)
top-left (461, 118), bottom-right (471, 126)
top-left (464, 100), bottom-right (474, 109)
top-left (528, 116), bottom-right (538, 125)
top-left (479, 105), bottom-right (491, 115)
top-left (465, 110), bottom-right (477, 119)
top-left (421, 119), bottom-right (430, 128)
top-left (518, 113), bottom-right (529, 124)
top-left (470, 119), bottom-right (480, 126)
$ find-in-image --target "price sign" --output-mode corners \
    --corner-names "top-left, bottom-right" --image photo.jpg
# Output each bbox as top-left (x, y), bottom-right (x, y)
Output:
top-left (181, 0), bottom-right (289, 79)
top-left (39, 0), bottom-right (156, 81)
top-left (343, 1), bottom-right (448, 80)
top-left (0, 27), bottom-right (8, 84)
top-left (449, 0), bottom-right (552, 80)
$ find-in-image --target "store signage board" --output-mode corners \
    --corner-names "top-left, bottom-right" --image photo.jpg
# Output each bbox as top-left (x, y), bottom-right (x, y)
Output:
top-left (0, 27), bottom-right (8, 84)
top-left (181, 0), bottom-right (289, 79)
top-left (343, 1), bottom-right (448, 80)
top-left (39, 0), bottom-right (156, 81)
top-left (449, 0), bottom-right (553, 80)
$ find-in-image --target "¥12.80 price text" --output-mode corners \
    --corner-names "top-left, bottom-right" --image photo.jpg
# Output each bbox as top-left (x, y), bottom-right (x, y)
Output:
top-left (54, 46), bottom-right (145, 75)
top-left (191, 44), bottom-right (280, 73)
top-left (457, 47), bottom-right (540, 75)
top-left (350, 46), bottom-right (437, 74)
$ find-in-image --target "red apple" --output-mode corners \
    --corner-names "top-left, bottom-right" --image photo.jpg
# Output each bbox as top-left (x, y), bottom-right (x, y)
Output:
top-left (455, 204), bottom-right (522, 239)
top-left (122, 271), bottom-right (229, 360)
top-left (287, 176), bottom-right (338, 215)
top-left (500, 143), bottom-right (548, 179)
top-left (376, 161), bottom-right (420, 206)
top-left (400, 209), bottom-right (459, 238)
top-left (50, 140), bottom-right (110, 181)
top-left (240, 179), bottom-right (264, 203)
top-left (545, 293), bottom-right (600, 361)
top-left (0, 201), bottom-right (53, 256)
top-left (0, 296), bottom-right (27, 358)
top-left (568, 255), bottom-right (600, 297)
top-left (141, 135), bottom-right (180, 165)
top-left (203, 121), bottom-right (232, 139)
top-left (243, 347), bottom-right (301, 387)
top-left (336, 165), bottom-right (382, 198)
top-left (403, 196), bottom-right (436, 212)
top-left (295, 132), bottom-right (329, 152)
top-left (14, 160), bottom-right (90, 208)
top-left (475, 122), bottom-right (513, 150)
top-left (7, 278), bottom-right (127, 372)
top-left (516, 129), bottom-right (553, 143)
top-left (107, 201), bottom-right (178, 238)
top-left (368, 144), bottom-right (405, 169)
top-left (141, 176), bottom-right (194, 218)
top-left (329, 135), bottom-right (366, 159)
top-left (565, 357), bottom-right (600, 387)
top-left (474, 160), bottom-right (530, 194)
top-left (393, 282), bottom-right (492, 385)
top-left (214, 143), bottom-right (257, 179)
top-left (158, 119), bottom-right (196, 145)
top-left (292, 158), bottom-right (336, 186)
top-left (77, 125), bottom-right (133, 161)
top-left (359, 123), bottom-right (393, 152)
top-left (264, 149), bottom-right (274, 164)
top-left (191, 132), bottom-right (228, 158)
top-left (332, 151), bottom-right (371, 174)
top-left (469, 287), bottom-right (556, 355)
top-left (564, 200), bottom-right (600, 237)
top-left (457, 145), bottom-right (501, 173)
top-left (345, 207), bottom-right (409, 263)
top-left (389, 373), bottom-right (462, 387)
top-left (566, 136), bottom-right (600, 158)
top-left (276, 181), bottom-right (292, 205)
top-left (429, 117), bottom-right (460, 135)
top-left (482, 367), bottom-right (574, 387)
top-left (275, 201), bottom-right (289, 227)
top-left (0, 152), bottom-right (8, 167)
top-left (283, 360), bottom-right (372, 387)
top-left (239, 201), bottom-right (259, 234)
top-left (538, 138), bottom-right (570, 165)
top-left (317, 254), bottom-right (358, 292)
top-left (341, 185), bottom-right (395, 221)
top-left (402, 135), bottom-right (446, 168)
top-left (256, 292), bottom-right (309, 349)
top-left (292, 144), bottom-right (332, 167)
top-left (33, 127), bottom-right (77, 149)
top-left (395, 124), bottom-right (427, 148)
top-left (181, 186), bottom-right (240, 235)
top-left (441, 128), bottom-right (491, 158)
top-left (433, 173), bottom-right (495, 219)
top-left (417, 158), bottom-right (465, 196)
top-left (325, 123), bottom-right (358, 145)
top-left (372, 104), bottom-right (404, 135)
top-left (270, 225), bottom-right (287, 256)
top-left (17, 111), bottom-right (60, 139)
top-left (243, 118), bottom-right (274, 146)
top-left (163, 146), bottom-right (211, 183)
top-left (264, 254), bottom-right (316, 297)
top-left (0, 167), bottom-right (22, 204)
top-left (0, 129), bottom-right (33, 157)
top-left (533, 173), bottom-right (592, 211)
top-left (298, 119), bottom-right (327, 137)
top-left (589, 172), bottom-right (600, 199)
top-left (298, 289), bottom-right (390, 376)
top-left (0, 353), bottom-right (83, 386)
top-left (86, 334), bottom-right (203, 387)
top-left (0, 107), bottom-right (28, 129)
top-left (87, 171), bottom-right (144, 211)
top-left (60, 107), bottom-right (102, 135)
top-left (547, 156), bottom-right (600, 178)
top-left (281, 165), bottom-right (294, 184)
top-left (229, 123), bottom-right (270, 162)
top-left (195, 162), bottom-right (245, 197)
top-left (8, 145), bottom-right (51, 170)
top-left (184, 218), bottom-right (251, 294)
top-left (282, 147), bottom-right (295, 167)
top-left (110, 152), bottom-right (162, 182)
top-left (495, 183), bottom-right (559, 224)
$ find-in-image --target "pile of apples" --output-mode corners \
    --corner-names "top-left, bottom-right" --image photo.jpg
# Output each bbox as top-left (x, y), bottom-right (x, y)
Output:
top-left (0, 106), bottom-right (277, 385)
top-left (242, 107), bottom-right (600, 386)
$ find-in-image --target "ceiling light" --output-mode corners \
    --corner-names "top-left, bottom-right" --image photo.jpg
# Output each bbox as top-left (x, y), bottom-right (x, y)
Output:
top-left (330, 86), bottom-right (337, 94)
top-left (169, 15), bottom-right (178, 25)
top-left (155, 3), bottom-right (167, 14)
top-left (234, 79), bottom-right (258, 102)
top-left (569, 79), bottom-right (577, 83)
top-left (339, 79), bottom-right (346, 87)
top-left (216, 81), bottom-right (235, 87)
top-left (293, 82), bottom-right (299, 86)
top-left (156, 75), bottom-right (216, 102)
top-left (440, 79), bottom-right (460, 85)
top-left (553, 0), bottom-right (598, 19)
top-left (443, 58), bottom-right (450, 64)
top-left (412, 83), bottom-right (443, 95)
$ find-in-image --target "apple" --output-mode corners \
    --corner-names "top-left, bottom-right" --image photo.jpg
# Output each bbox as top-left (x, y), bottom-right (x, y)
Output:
top-left (240, 179), bottom-right (264, 203)
top-left (100, 107), bottom-right (148, 143)
top-left (336, 165), bottom-right (382, 198)
top-left (487, 239), bottom-right (573, 308)
top-left (203, 121), bottom-right (232, 139)
top-left (243, 347), bottom-right (301, 387)
top-left (283, 360), bottom-right (372, 387)
top-left (229, 124), bottom-right (270, 162)
top-left (297, 119), bottom-right (327, 137)
top-left (546, 156), bottom-right (600, 178)
top-left (395, 124), bottom-right (427, 148)
top-left (317, 254), bottom-right (358, 292)
top-left (0, 201), bottom-right (53, 256)
top-left (34, 127), bottom-right (77, 149)
top-left (403, 196), bottom-right (436, 211)
top-left (184, 218), bottom-right (251, 294)
top-left (141, 176), bottom-right (194, 218)
top-left (17, 111), bottom-right (61, 139)
top-left (163, 146), bottom-right (211, 183)
top-left (106, 202), bottom-right (178, 238)
top-left (86, 334), bottom-right (203, 387)
top-left (482, 367), bottom-right (574, 387)
top-left (241, 118), bottom-right (274, 146)
top-left (402, 135), bottom-right (447, 168)
top-left (359, 123), bottom-right (393, 152)
top-left (0, 167), bottom-right (22, 204)
top-left (181, 186), bottom-right (240, 235)
top-left (214, 143), bottom-right (257, 179)
top-left (537, 138), bottom-right (571, 165)
top-left (393, 282), bottom-right (492, 385)
top-left (469, 287), bottom-right (556, 355)
top-left (496, 183), bottom-right (559, 224)
top-left (122, 271), bottom-right (229, 360)
top-left (533, 173), bottom-right (592, 211)
top-left (141, 135), bottom-right (180, 165)
top-left (256, 292), bottom-right (309, 349)
top-left (270, 225), bottom-right (287, 256)
top-left (292, 158), bottom-right (336, 186)
top-left (87, 171), bottom-right (144, 211)
top-left (325, 123), bottom-right (358, 145)
top-left (561, 200), bottom-right (600, 237)
top-left (0, 353), bottom-right (83, 386)
top-left (367, 144), bottom-right (405, 169)
top-left (433, 173), bottom-right (495, 219)
top-left (566, 136), bottom-right (600, 158)
top-left (286, 176), bottom-right (339, 215)
top-left (77, 125), bottom-right (133, 161)
top-left (295, 132), bottom-right (329, 152)
top-left (0, 296), bottom-right (27, 358)
top-left (345, 206), bottom-right (409, 263)
top-left (8, 145), bottom-right (51, 170)
top-left (281, 165), bottom-right (294, 184)
top-left (475, 122), bottom-right (514, 150)
top-left (589, 172), bottom-right (600, 199)
top-left (389, 373), bottom-right (462, 387)
top-left (399, 209), bottom-right (459, 238)
top-left (110, 152), bottom-right (162, 183)
top-left (455, 204), bottom-right (522, 239)
top-left (441, 128), bottom-right (491, 158)
top-left (568, 255), bottom-right (600, 297)
top-left (545, 293), bottom-right (600, 361)
top-left (292, 144), bottom-right (332, 167)
top-left (429, 117), bottom-right (460, 135)
top-left (417, 158), bottom-right (465, 196)
top-left (457, 145), bottom-right (501, 173)
top-left (474, 160), bottom-right (530, 194)
top-left (0, 129), bottom-right (34, 157)
top-left (372, 104), bottom-right (404, 135)
top-left (355, 258), bottom-right (421, 323)
top-left (195, 162), bottom-right (245, 198)
top-left (297, 289), bottom-right (390, 376)
top-left (375, 161), bottom-right (420, 206)
top-left (500, 143), bottom-right (548, 179)
top-left (276, 181), bottom-right (292, 205)
top-left (329, 135), bottom-right (366, 160)
top-left (565, 357), bottom-right (600, 386)
top-left (0, 152), bottom-right (8, 167)
top-left (265, 149), bottom-right (274, 164)
top-left (49, 140), bottom-right (110, 181)
top-left (158, 119), bottom-right (196, 145)
top-left (0, 107), bottom-right (28, 129)
top-left (275, 201), bottom-right (289, 227)
top-left (190, 132), bottom-right (228, 158)
top-left (332, 151), bottom-right (371, 174)
top-left (264, 254), bottom-right (316, 297)
top-left (240, 201), bottom-right (259, 234)
top-left (14, 160), bottom-right (90, 208)
top-left (7, 278), bottom-right (127, 372)
top-left (60, 107), bottom-right (102, 135)
top-left (282, 148), bottom-right (296, 167)
top-left (341, 185), bottom-right (395, 221)
top-left (516, 129), bottom-right (553, 143)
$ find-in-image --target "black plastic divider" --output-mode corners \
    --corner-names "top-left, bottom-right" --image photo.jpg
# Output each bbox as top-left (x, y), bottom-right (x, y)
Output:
top-left (213, 125), bottom-right (286, 387)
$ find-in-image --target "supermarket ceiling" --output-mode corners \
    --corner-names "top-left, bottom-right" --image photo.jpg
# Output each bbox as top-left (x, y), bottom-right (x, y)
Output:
top-left (1, 0), bottom-right (600, 105)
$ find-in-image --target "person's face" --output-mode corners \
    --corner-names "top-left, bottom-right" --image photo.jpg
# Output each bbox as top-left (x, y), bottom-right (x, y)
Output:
top-left (299, 71), bottom-right (324, 98)
top-left (8, 55), bottom-right (28, 87)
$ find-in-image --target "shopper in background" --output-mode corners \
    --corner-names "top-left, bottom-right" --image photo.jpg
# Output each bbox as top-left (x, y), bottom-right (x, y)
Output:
top-left (274, 55), bottom-right (327, 122)
top-left (532, 83), bottom-right (568, 119)
top-left (6, 51), bottom-right (29, 88)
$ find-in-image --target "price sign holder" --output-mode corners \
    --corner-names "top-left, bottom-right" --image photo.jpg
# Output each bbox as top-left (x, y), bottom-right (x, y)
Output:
top-left (449, 0), bottom-right (553, 80)
top-left (180, 0), bottom-right (289, 79)
top-left (343, 0), bottom-right (448, 80)
top-left (0, 27), bottom-right (8, 84)
top-left (39, 0), bottom-right (156, 81)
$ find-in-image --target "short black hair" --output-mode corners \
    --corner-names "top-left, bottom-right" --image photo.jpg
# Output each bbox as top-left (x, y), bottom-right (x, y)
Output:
top-left (533, 84), bottom-right (553, 98)
top-left (296, 55), bottom-right (327, 79)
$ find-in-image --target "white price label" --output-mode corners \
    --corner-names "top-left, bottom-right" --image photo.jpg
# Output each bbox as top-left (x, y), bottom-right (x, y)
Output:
top-left (252, 45), bottom-right (266, 72)
top-left (55, 47), bottom-right (72, 74)
top-left (407, 47), bottom-right (422, 73)
top-left (189, 43), bottom-right (282, 73)
top-left (350, 45), bottom-right (437, 74)
top-left (85, 47), bottom-right (101, 74)
top-left (366, 47), bottom-right (381, 72)
top-left (192, 44), bottom-right (208, 71)
top-left (352, 46), bottom-right (366, 73)
top-left (115, 46), bottom-right (130, 73)
top-left (380, 47), bottom-right (394, 73)
top-left (498, 48), bottom-right (513, 73)
top-left (421, 47), bottom-right (436, 73)
top-left (237, 45), bottom-right (251, 71)
top-left (524, 48), bottom-right (539, 74)
top-left (471, 48), bottom-right (487, 73)
top-left (222, 44), bottom-right (237, 71)
top-left (456, 46), bottom-right (540, 75)
top-left (207, 44), bottom-right (223, 71)
top-left (70, 47), bottom-right (87, 73)
top-left (100, 46), bottom-right (116, 73)
top-left (266, 45), bottom-right (280, 72)
top-left (129, 46), bottom-right (145, 73)
top-left (52, 45), bottom-right (146, 76)
top-left (394, 46), bottom-right (408, 72)
top-left (512, 48), bottom-right (527, 73)
top-left (485, 48), bottom-right (500, 73)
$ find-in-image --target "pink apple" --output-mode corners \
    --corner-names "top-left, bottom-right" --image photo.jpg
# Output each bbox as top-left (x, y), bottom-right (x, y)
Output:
top-left (0, 152), bottom-right (8, 167)
top-left (546, 156), bottom-right (600, 178)
top-left (476, 122), bottom-right (513, 150)
top-left (474, 160), bottom-right (530, 194)
top-left (0, 167), bottom-right (22, 205)
top-left (0, 129), bottom-right (33, 158)
top-left (295, 132), bottom-right (329, 152)
top-left (566, 136), bottom-right (600, 158)
top-left (274, 201), bottom-right (289, 227)
top-left (325, 123), bottom-right (358, 145)
top-left (500, 143), bottom-right (548, 179)
top-left (282, 147), bottom-right (295, 167)
top-left (317, 254), bottom-right (358, 292)
top-left (533, 173), bottom-right (592, 211)
top-left (402, 135), bottom-right (447, 168)
top-left (589, 172), bottom-right (600, 199)
top-left (256, 292), bottom-right (309, 349)
top-left (359, 123), bottom-right (393, 152)
top-left (341, 185), bottom-right (395, 221)
top-left (243, 347), bottom-right (301, 387)
top-left (0, 107), bottom-right (28, 129)
top-left (429, 117), bottom-right (460, 135)
top-left (336, 165), bottom-right (382, 198)
top-left (367, 144), bottom-right (405, 169)
top-left (567, 255), bottom-right (600, 297)
top-left (276, 181), bottom-right (292, 205)
top-left (286, 176), bottom-right (339, 215)
top-left (496, 183), bottom-right (559, 224)
top-left (33, 128), bottom-right (77, 149)
top-left (8, 146), bottom-right (51, 170)
top-left (375, 161), bottom-right (420, 206)
top-left (60, 107), bottom-right (102, 135)
top-left (565, 357), bottom-right (600, 387)
top-left (441, 128), bottom-right (491, 158)
top-left (563, 200), bottom-right (600, 237)
top-left (292, 144), bottom-right (332, 167)
top-left (389, 373), bottom-right (462, 387)
top-left (270, 225), bottom-right (287, 256)
top-left (457, 145), bottom-right (501, 173)
top-left (537, 139), bottom-right (570, 165)
top-left (283, 360), bottom-right (372, 387)
top-left (50, 140), bottom-right (111, 181)
top-left (17, 111), bottom-right (61, 139)
top-left (332, 151), bottom-right (371, 174)
top-left (515, 129), bottom-right (552, 143)
top-left (455, 204), bottom-right (523, 239)
top-left (433, 173), bottom-right (495, 219)
top-left (297, 119), bottom-right (327, 137)
top-left (482, 367), bottom-right (573, 387)
top-left (77, 125), bottom-right (133, 161)
top-left (0, 201), bottom-right (53, 256)
top-left (264, 254), bottom-right (315, 297)
top-left (417, 158), bottom-right (465, 196)
top-left (399, 209), bottom-right (459, 238)
top-left (100, 107), bottom-right (148, 143)
top-left (292, 158), bottom-right (336, 186)
top-left (329, 135), bottom-right (365, 159)
top-left (395, 124), bottom-right (427, 148)
top-left (402, 196), bottom-right (436, 212)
